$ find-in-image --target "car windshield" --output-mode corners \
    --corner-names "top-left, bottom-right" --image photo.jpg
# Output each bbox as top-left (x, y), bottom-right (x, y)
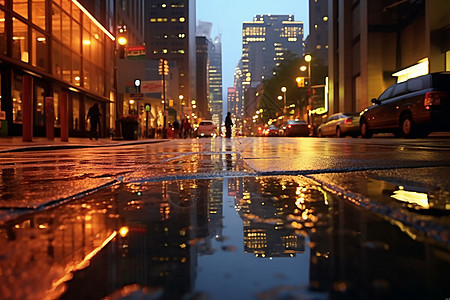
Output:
top-left (343, 113), bottom-right (360, 117)
top-left (287, 120), bottom-right (306, 124)
top-left (199, 121), bottom-right (213, 126)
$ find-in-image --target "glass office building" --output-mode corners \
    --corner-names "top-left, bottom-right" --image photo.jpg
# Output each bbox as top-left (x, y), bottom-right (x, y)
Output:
top-left (0, 0), bottom-right (115, 137)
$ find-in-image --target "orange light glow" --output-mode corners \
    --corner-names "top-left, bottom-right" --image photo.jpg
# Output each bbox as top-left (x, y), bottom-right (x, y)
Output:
top-left (71, 0), bottom-right (115, 41)
top-left (119, 226), bottom-right (129, 237)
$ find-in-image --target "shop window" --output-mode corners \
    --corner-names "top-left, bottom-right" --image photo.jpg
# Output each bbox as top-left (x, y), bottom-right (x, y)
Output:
top-left (53, 91), bottom-right (60, 127)
top-left (71, 94), bottom-right (80, 130)
top-left (32, 29), bottom-right (48, 70)
top-left (14, 0), bottom-right (28, 19)
top-left (12, 18), bottom-right (29, 63)
top-left (31, 0), bottom-right (46, 29)
top-left (52, 4), bottom-right (61, 41)
top-left (52, 41), bottom-right (62, 78)
top-left (35, 85), bottom-right (45, 127)
top-left (12, 75), bottom-right (23, 124)
top-left (0, 10), bottom-right (5, 55)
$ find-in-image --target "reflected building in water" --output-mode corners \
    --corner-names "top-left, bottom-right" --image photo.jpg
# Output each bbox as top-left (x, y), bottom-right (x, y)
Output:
top-left (237, 177), bottom-right (306, 257)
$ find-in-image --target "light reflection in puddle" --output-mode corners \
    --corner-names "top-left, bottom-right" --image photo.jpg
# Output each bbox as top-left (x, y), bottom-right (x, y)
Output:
top-left (0, 176), bottom-right (448, 300)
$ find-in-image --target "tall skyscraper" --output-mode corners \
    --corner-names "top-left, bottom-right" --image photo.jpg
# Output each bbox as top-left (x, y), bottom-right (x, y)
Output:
top-left (208, 36), bottom-right (223, 125)
top-left (242, 15), bottom-right (304, 88)
top-left (197, 21), bottom-right (223, 125)
top-left (307, 0), bottom-right (328, 65)
top-left (144, 0), bottom-right (197, 105)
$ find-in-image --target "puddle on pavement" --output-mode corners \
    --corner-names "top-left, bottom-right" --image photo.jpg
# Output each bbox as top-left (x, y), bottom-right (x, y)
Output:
top-left (0, 176), bottom-right (449, 300)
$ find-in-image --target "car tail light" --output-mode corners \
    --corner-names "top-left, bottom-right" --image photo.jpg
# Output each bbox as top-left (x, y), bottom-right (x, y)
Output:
top-left (344, 118), bottom-right (353, 125)
top-left (424, 91), bottom-right (446, 108)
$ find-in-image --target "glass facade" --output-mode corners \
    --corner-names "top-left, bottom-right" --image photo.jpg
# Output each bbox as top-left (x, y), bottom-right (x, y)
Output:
top-left (1, 0), bottom-right (111, 96)
top-left (0, 0), bottom-right (115, 137)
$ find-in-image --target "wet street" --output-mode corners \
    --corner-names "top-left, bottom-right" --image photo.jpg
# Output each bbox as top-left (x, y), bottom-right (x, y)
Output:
top-left (0, 136), bottom-right (449, 300)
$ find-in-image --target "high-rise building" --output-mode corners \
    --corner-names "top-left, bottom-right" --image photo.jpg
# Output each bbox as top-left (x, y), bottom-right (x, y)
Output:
top-left (307, 0), bottom-right (328, 65)
top-left (328, 0), bottom-right (450, 114)
top-left (208, 36), bottom-right (223, 125)
top-left (196, 21), bottom-right (223, 126)
top-left (144, 0), bottom-right (196, 107)
top-left (242, 15), bottom-right (304, 88)
top-left (196, 36), bottom-right (210, 119)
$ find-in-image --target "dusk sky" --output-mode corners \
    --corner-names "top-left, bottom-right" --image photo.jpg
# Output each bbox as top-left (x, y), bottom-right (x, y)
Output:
top-left (196, 0), bottom-right (309, 109)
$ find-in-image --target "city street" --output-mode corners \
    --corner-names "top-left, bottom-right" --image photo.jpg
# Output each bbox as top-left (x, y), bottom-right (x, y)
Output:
top-left (0, 136), bottom-right (449, 299)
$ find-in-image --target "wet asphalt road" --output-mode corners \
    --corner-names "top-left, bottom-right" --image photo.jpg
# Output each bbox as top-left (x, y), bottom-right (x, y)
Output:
top-left (0, 136), bottom-right (449, 299)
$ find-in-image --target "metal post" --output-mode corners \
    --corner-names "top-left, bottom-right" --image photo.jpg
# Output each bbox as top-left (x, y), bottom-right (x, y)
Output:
top-left (162, 65), bottom-right (167, 139)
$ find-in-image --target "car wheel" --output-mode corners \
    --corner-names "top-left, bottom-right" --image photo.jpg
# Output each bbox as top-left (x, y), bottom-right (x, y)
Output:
top-left (400, 114), bottom-right (414, 138)
top-left (360, 119), bottom-right (372, 138)
top-left (336, 127), bottom-right (342, 138)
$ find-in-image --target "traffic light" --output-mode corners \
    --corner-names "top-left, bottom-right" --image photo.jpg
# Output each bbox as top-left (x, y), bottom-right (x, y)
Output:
top-left (296, 77), bottom-right (305, 88)
top-left (118, 36), bottom-right (127, 59)
top-left (158, 59), bottom-right (169, 75)
top-left (144, 103), bottom-right (151, 112)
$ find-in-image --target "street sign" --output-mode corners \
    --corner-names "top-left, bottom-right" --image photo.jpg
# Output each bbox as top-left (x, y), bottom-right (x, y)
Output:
top-left (141, 80), bottom-right (163, 93)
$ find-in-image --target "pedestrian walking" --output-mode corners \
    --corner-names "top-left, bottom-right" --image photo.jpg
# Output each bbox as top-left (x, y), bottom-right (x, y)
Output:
top-left (87, 103), bottom-right (101, 140)
top-left (225, 112), bottom-right (233, 138)
top-left (182, 118), bottom-right (192, 138)
top-left (172, 119), bottom-right (180, 138)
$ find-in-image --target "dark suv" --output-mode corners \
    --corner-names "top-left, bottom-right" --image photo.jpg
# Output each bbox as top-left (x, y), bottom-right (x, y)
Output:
top-left (360, 72), bottom-right (450, 138)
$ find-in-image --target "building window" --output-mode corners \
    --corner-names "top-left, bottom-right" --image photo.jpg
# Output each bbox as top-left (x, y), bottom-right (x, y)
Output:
top-left (12, 74), bottom-right (23, 124)
top-left (12, 18), bottom-right (29, 63)
top-left (31, 29), bottom-right (48, 70)
top-left (52, 4), bottom-right (61, 41)
top-left (0, 10), bottom-right (6, 55)
top-left (14, 0), bottom-right (28, 19)
top-left (32, 0), bottom-right (46, 29)
top-left (52, 41), bottom-right (62, 78)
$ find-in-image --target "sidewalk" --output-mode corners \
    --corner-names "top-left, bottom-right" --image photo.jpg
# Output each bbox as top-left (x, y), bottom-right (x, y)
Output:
top-left (0, 136), bottom-right (168, 153)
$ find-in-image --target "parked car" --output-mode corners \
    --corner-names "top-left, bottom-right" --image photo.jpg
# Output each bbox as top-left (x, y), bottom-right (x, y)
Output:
top-left (317, 113), bottom-right (360, 138)
top-left (279, 120), bottom-right (310, 137)
top-left (360, 73), bottom-right (450, 138)
top-left (195, 120), bottom-right (216, 137)
top-left (264, 125), bottom-right (280, 137)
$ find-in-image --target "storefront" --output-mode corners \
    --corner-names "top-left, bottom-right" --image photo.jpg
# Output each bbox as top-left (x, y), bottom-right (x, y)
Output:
top-left (0, 0), bottom-right (115, 139)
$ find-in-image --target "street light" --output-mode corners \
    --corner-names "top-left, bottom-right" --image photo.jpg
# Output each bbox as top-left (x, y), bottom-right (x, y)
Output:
top-left (281, 86), bottom-right (287, 119)
top-left (304, 54), bottom-right (312, 123)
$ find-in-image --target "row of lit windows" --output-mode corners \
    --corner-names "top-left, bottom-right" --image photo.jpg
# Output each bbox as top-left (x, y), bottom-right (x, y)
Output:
top-left (150, 17), bottom-right (186, 23)
top-left (152, 49), bottom-right (185, 54)
top-left (245, 37), bottom-right (265, 42)
top-left (243, 26), bottom-right (265, 36)
top-left (153, 33), bottom-right (186, 39)
top-left (151, 3), bottom-right (185, 8)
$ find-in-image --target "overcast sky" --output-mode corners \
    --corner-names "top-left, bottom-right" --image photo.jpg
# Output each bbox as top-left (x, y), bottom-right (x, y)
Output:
top-left (196, 0), bottom-right (309, 108)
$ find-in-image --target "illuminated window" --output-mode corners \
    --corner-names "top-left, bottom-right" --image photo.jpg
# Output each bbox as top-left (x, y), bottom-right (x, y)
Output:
top-left (0, 10), bottom-right (5, 55)
top-left (32, 0), bottom-right (46, 29)
top-left (31, 29), bottom-right (48, 70)
top-left (12, 18), bottom-right (29, 63)
top-left (14, 0), bottom-right (28, 19)
top-left (179, 17), bottom-right (185, 22)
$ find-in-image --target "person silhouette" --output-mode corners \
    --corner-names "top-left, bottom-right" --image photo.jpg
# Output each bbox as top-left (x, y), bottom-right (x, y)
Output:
top-left (87, 103), bottom-right (101, 140)
top-left (225, 112), bottom-right (233, 138)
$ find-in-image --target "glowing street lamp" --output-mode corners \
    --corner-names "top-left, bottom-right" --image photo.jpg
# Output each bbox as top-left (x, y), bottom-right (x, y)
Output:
top-left (281, 86), bottom-right (287, 117)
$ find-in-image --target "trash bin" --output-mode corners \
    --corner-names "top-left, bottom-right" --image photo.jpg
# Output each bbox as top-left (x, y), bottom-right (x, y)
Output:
top-left (120, 116), bottom-right (139, 140)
